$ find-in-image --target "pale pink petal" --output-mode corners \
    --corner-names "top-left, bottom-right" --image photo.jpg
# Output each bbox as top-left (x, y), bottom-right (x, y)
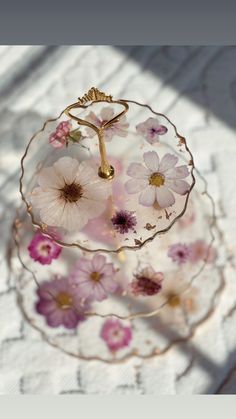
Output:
top-left (159, 154), bottom-right (178, 172)
top-left (156, 185), bottom-right (175, 208)
top-left (101, 277), bottom-right (118, 293)
top-left (37, 167), bottom-right (64, 189)
top-left (92, 254), bottom-right (106, 271)
top-left (76, 258), bottom-right (93, 274)
top-left (143, 151), bottom-right (160, 172)
top-left (165, 179), bottom-right (190, 195)
top-left (92, 283), bottom-right (107, 301)
top-left (77, 197), bottom-right (107, 219)
top-left (53, 157), bottom-right (79, 184)
top-left (127, 163), bottom-right (149, 179)
top-left (77, 280), bottom-right (94, 299)
top-left (101, 263), bottom-right (115, 277)
top-left (139, 185), bottom-right (156, 206)
top-left (75, 162), bottom-right (98, 185)
top-left (125, 178), bottom-right (148, 194)
top-left (165, 165), bottom-right (189, 179)
top-left (100, 107), bottom-right (114, 122)
top-left (86, 111), bottom-right (101, 128)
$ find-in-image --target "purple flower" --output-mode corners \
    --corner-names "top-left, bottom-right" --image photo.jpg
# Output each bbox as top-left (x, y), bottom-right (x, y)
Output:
top-left (28, 232), bottom-right (62, 265)
top-left (36, 277), bottom-right (90, 329)
top-left (136, 117), bottom-right (167, 144)
top-left (130, 267), bottom-right (163, 297)
top-left (111, 210), bottom-right (137, 234)
top-left (168, 243), bottom-right (190, 265)
top-left (100, 319), bottom-right (132, 352)
top-left (69, 254), bottom-right (118, 302)
top-left (125, 151), bottom-right (190, 209)
top-left (49, 120), bottom-right (72, 148)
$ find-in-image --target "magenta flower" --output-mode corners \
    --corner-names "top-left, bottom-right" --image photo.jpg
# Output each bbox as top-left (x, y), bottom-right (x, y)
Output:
top-left (111, 210), bottom-right (137, 234)
top-left (100, 319), bottom-right (132, 352)
top-left (168, 243), bottom-right (190, 265)
top-left (69, 254), bottom-right (118, 302)
top-left (36, 277), bottom-right (90, 329)
top-left (28, 232), bottom-right (62, 265)
top-left (136, 117), bottom-right (168, 144)
top-left (49, 120), bottom-right (72, 148)
top-left (125, 151), bottom-right (190, 209)
top-left (189, 240), bottom-right (217, 264)
top-left (85, 106), bottom-right (129, 141)
top-left (130, 267), bottom-right (163, 297)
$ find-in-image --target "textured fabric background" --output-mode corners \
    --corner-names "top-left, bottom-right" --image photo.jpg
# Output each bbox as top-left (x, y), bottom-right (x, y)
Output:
top-left (1, 46), bottom-right (236, 394)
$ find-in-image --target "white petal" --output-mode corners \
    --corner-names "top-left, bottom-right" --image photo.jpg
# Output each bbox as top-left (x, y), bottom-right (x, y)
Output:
top-left (165, 179), bottom-right (190, 195)
top-left (77, 197), bottom-right (106, 219)
top-left (84, 180), bottom-right (111, 201)
top-left (31, 187), bottom-right (60, 209)
top-left (125, 178), bottom-right (148, 194)
top-left (127, 163), bottom-right (149, 179)
top-left (139, 185), bottom-right (156, 207)
top-left (60, 203), bottom-right (89, 231)
top-left (53, 157), bottom-right (79, 184)
top-left (37, 167), bottom-right (64, 189)
top-left (156, 186), bottom-right (175, 208)
top-left (143, 151), bottom-right (160, 172)
top-left (159, 154), bottom-right (178, 173)
top-left (39, 200), bottom-right (66, 227)
top-left (75, 161), bottom-right (98, 185)
top-left (165, 165), bottom-right (189, 179)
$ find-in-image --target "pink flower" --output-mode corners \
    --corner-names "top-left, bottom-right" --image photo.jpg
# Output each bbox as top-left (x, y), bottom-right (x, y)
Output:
top-left (168, 243), bottom-right (190, 265)
top-left (31, 157), bottom-right (111, 231)
top-left (100, 319), bottom-right (132, 352)
top-left (69, 254), bottom-right (118, 301)
top-left (85, 106), bottom-right (129, 141)
top-left (49, 120), bottom-right (72, 148)
top-left (130, 267), bottom-right (163, 297)
top-left (36, 277), bottom-right (90, 329)
top-left (189, 240), bottom-right (217, 264)
top-left (136, 117), bottom-right (168, 144)
top-left (125, 151), bottom-right (190, 209)
top-left (28, 232), bottom-right (62, 265)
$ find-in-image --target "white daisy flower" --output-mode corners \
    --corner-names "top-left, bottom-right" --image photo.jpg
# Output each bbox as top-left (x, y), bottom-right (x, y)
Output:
top-left (31, 156), bottom-right (111, 231)
top-left (125, 151), bottom-right (190, 209)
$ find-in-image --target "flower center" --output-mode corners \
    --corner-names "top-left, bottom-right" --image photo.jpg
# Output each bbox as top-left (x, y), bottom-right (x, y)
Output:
top-left (56, 292), bottom-right (72, 309)
top-left (90, 271), bottom-right (101, 282)
top-left (167, 293), bottom-right (181, 308)
top-left (149, 172), bottom-right (165, 187)
top-left (38, 243), bottom-right (51, 256)
top-left (61, 182), bottom-right (83, 203)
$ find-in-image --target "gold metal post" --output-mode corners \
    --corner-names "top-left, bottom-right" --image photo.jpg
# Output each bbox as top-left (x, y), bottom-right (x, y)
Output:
top-left (64, 87), bottom-right (129, 180)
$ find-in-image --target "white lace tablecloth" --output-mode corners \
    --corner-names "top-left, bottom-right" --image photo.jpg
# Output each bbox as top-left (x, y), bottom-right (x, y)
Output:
top-left (1, 45), bottom-right (236, 394)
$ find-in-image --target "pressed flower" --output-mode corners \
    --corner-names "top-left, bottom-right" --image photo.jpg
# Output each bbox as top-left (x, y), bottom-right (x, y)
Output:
top-left (28, 232), bottom-right (62, 265)
top-left (189, 240), bottom-right (216, 264)
top-left (100, 319), bottom-right (132, 352)
top-left (36, 277), bottom-right (90, 329)
top-left (136, 117), bottom-right (168, 144)
top-left (85, 106), bottom-right (129, 141)
top-left (130, 267), bottom-right (163, 297)
top-left (69, 254), bottom-right (118, 302)
top-left (125, 151), bottom-right (190, 209)
top-left (49, 120), bottom-right (72, 148)
top-left (31, 156), bottom-right (111, 231)
top-left (111, 210), bottom-right (137, 234)
top-left (168, 243), bottom-right (190, 265)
